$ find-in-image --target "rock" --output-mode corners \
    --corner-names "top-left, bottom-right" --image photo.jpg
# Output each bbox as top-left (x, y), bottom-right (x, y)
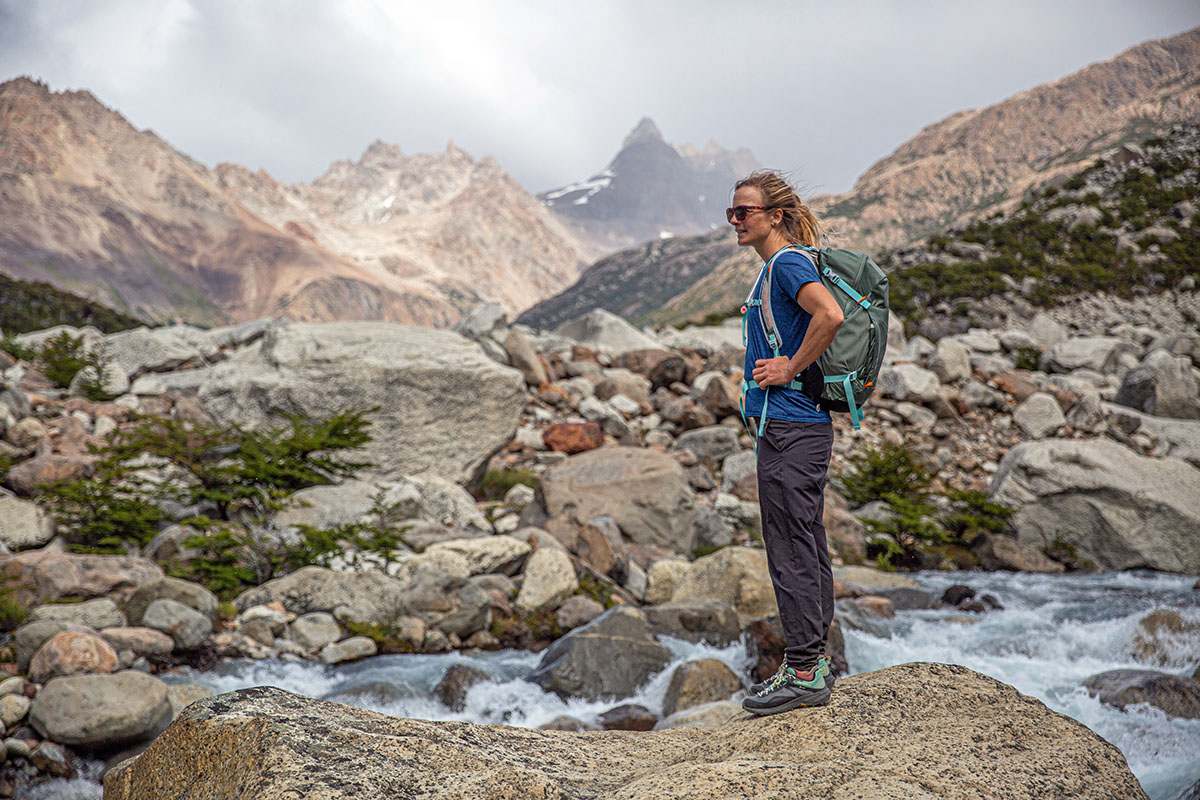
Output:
top-left (5, 450), bottom-right (96, 495)
top-left (434, 664), bottom-right (489, 712)
top-left (538, 715), bottom-right (598, 732)
top-left (320, 637), bottom-right (378, 665)
top-left (855, 595), bottom-right (895, 618)
top-left (1132, 609), bottom-right (1200, 668)
top-left (31, 670), bottom-right (172, 749)
top-left (514, 549), bottom-right (578, 614)
top-left (0, 551), bottom-right (162, 607)
top-left (929, 339), bottom-right (971, 383)
top-left (654, 699), bottom-right (744, 730)
top-left (662, 658), bottom-right (743, 717)
top-left (4, 416), bottom-right (45, 449)
top-left (502, 483), bottom-right (535, 509)
top-left (28, 597), bottom-right (126, 629)
top-left (644, 559), bottom-right (691, 605)
top-left (540, 447), bottom-right (697, 555)
top-left (454, 303), bottom-right (508, 342)
top-left (877, 363), bottom-right (941, 403)
top-left (68, 361), bottom-right (130, 397)
top-left (692, 507), bottom-right (734, 553)
top-left (670, 547), bottom-right (777, 626)
top-left (596, 703), bottom-right (658, 731)
top-left (270, 478), bottom-right (418, 532)
top-left (942, 585), bottom-right (977, 607)
top-left (1084, 669), bottom-right (1200, 719)
top-left (972, 533), bottom-right (1065, 573)
top-left (0, 494), bottom-right (55, 550)
top-left (15, 621), bottom-right (95, 672)
top-left (31, 741), bottom-right (74, 778)
top-left (397, 567), bottom-right (492, 637)
top-left (100, 627), bottom-right (176, 659)
top-left (101, 326), bottom-right (214, 379)
top-left (400, 475), bottom-right (492, 532)
top-left (288, 612), bottom-right (343, 652)
top-left (991, 439), bottom-right (1200, 573)
top-left (142, 599), bottom-right (213, 650)
top-left (555, 595), bottom-right (605, 631)
top-left (424, 536), bottom-right (530, 577)
top-left (574, 516), bottom-right (625, 576)
top-left (553, 310), bottom-right (662, 356)
top-left (1114, 350), bottom-right (1200, 419)
top-left (166, 684), bottom-right (214, 718)
top-left (503, 329), bottom-right (549, 386)
top-left (833, 566), bottom-right (919, 589)
top-left (644, 600), bottom-right (741, 647)
top-left (1013, 392), bottom-right (1066, 438)
top-left (29, 630), bottom-right (118, 682)
top-left (595, 370), bottom-right (653, 406)
top-left (0, 694), bottom-right (30, 728)
top-left (198, 322), bottom-right (525, 484)
top-left (671, 425), bottom-right (741, 465)
top-left (527, 607), bottom-right (672, 701)
top-left (541, 421), bottom-right (605, 454)
top-left (870, 587), bottom-right (942, 611)
top-left (835, 598), bottom-right (892, 638)
top-left (659, 396), bottom-right (717, 432)
top-left (103, 665), bottom-right (1147, 799)
top-left (234, 566), bottom-right (407, 624)
top-left (578, 396), bottom-right (631, 438)
top-left (695, 374), bottom-right (741, 419)
top-left (123, 577), bottom-right (219, 626)
top-left (824, 503), bottom-right (867, 564)
top-left (1044, 336), bottom-right (1140, 375)
top-left (0, 676), bottom-right (27, 698)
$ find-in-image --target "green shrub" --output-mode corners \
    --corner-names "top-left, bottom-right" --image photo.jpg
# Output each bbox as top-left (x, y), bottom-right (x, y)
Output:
top-left (35, 331), bottom-right (91, 387)
top-left (0, 582), bottom-right (27, 633)
top-left (341, 620), bottom-right (417, 654)
top-left (838, 439), bottom-right (932, 508)
top-left (863, 493), bottom-right (945, 569)
top-left (941, 488), bottom-right (1015, 540)
top-left (0, 333), bottom-right (37, 362)
top-left (1013, 345), bottom-right (1042, 371)
top-left (576, 572), bottom-right (616, 609)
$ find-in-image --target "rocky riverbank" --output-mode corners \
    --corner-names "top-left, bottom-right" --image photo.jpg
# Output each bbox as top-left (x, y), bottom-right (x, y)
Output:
top-left (1, 286), bottom-right (1199, 794)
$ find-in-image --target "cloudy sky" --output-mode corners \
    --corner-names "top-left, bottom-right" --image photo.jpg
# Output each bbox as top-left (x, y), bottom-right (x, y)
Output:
top-left (2, 1), bottom-right (1198, 196)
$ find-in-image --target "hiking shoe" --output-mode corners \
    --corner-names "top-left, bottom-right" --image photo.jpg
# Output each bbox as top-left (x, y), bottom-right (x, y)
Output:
top-left (742, 664), bottom-right (830, 716)
top-left (749, 656), bottom-right (834, 695)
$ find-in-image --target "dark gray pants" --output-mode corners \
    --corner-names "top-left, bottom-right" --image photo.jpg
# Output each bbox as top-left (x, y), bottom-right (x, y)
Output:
top-left (755, 418), bottom-right (835, 670)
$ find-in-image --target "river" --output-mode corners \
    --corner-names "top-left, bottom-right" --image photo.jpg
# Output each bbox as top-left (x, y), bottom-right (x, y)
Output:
top-left (28, 570), bottom-right (1200, 800)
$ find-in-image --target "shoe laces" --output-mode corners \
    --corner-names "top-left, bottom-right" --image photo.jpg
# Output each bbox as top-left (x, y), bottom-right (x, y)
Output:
top-left (756, 664), bottom-right (793, 696)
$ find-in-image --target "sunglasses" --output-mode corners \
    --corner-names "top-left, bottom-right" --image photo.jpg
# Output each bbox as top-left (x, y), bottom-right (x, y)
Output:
top-left (726, 205), bottom-right (771, 223)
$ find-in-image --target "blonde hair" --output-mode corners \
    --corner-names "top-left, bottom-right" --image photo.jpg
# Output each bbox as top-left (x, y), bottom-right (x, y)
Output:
top-left (734, 170), bottom-right (823, 248)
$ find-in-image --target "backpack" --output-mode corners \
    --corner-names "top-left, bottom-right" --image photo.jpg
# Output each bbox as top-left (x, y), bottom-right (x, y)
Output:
top-left (739, 243), bottom-right (889, 435)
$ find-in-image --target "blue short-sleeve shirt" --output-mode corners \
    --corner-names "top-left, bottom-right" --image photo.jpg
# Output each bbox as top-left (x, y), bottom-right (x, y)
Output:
top-left (742, 248), bottom-right (832, 423)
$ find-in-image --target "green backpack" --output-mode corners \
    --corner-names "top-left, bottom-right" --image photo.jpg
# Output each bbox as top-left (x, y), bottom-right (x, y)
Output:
top-left (739, 243), bottom-right (889, 433)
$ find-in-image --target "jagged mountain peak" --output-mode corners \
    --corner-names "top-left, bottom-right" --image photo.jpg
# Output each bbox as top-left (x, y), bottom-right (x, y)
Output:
top-left (623, 117), bottom-right (665, 147)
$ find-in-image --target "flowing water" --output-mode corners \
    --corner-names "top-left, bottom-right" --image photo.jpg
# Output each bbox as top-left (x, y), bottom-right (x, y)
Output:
top-left (27, 570), bottom-right (1200, 800)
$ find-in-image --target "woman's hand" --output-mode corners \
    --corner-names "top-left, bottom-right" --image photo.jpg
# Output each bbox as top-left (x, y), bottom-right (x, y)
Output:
top-left (752, 356), bottom-right (795, 387)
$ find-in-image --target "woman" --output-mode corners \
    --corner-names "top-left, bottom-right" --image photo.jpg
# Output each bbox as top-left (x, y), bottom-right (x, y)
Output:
top-left (729, 171), bottom-right (843, 715)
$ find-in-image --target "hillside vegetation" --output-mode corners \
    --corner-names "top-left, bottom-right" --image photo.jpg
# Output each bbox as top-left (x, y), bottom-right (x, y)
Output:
top-left (0, 272), bottom-right (146, 335)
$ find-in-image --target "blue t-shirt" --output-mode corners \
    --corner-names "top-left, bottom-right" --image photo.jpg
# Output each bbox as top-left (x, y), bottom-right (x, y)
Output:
top-left (742, 248), bottom-right (832, 423)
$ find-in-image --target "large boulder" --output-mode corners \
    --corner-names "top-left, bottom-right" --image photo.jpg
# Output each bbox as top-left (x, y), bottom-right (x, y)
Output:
top-left (526, 607), bottom-right (672, 701)
top-left (395, 567), bottom-right (491, 637)
top-left (0, 552), bottom-right (163, 607)
top-left (423, 536), bottom-right (530, 577)
top-left (539, 448), bottom-right (697, 555)
top-left (877, 364), bottom-right (941, 403)
top-left (671, 426), bottom-right (741, 466)
top-left (1114, 350), bottom-right (1200, 419)
top-left (123, 577), bottom-right (219, 626)
top-left (15, 621), bottom-right (96, 672)
top-left (514, 548), bottom-right (578, 614)
top-left (142, 598), bottom-right (213, 650)
top-left (28, 631), bottom-right (119, 683)
top-left (28, 597), bottom-right (126, 629)
top-left (0, 493), bottom-right (55, 550)
top-left (1012, 392), bottom-right (1066, 439)
top-left (1084, 669), bottom-right (1200, 719)
top-left (991, 440), bottom-right (1200, 573)
top-left (233, 566), bottom-right (408, 624)
top-left (31, 670), bottom-right (173, 750)
top-left (972, 534), bottom-right (1065, 574)
top-left (644, 600), bottom-right (741, 647)
top-left (101, 326), bottom-right (216, 379)
top-left (661, 658), bottom-right (743, 717)
top-left (102, 664), bottom-right (1147, 799)
top-left (552, 310), bottom-right (662, 356)
top-left (928, 338), bottom-right (971, 383)
top-left (197, 322), bottom-right (525, 485)
top-left (1044, 336), bottom-right (1140, 375)
top-left (669, 547), bottom-right (778, 626)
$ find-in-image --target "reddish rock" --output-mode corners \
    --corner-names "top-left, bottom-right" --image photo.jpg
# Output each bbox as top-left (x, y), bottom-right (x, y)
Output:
top-left (991, 371), bottom-right (1040, 402)
top-left (29, 631), bottom-right (118, 683)
top-left (823, 504), bottom-right (867, 564)
top-left (0, 551), bottom-right (163, 606)
top-left (855, 596), bottom-right (896, 618)
top-left (570, 345), bottom-right (601, 364)
top-left (537, 382), bottom-right (569, 407)
top-left (597, 703), bottom-right (657, 731)
top-left (659, 398), bottom-right (716, 431)
top-left (731, 474), bottom-right (758, 502)
top-left (542, 422), bottom-right (604, 455)
top-left (5, 452), bottom-right (96, 495)
top-left (89, 402), bottom-right (134, 422)
top-left (612, 349), bottom-right (674, 379)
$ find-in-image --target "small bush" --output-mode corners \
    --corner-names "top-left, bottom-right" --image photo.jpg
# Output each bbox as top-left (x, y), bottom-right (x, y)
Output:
top-left (35, 331), bottom-right (91, 388)
top-left (0, 333), bottom-right (37, 362)
top-left (0, 583), bottom-right (27, 633)
top-left (1013, 345), bottom-right (1042, 371)
top-left (576, 572), bottom-right (615, 609)
top-left (839, 440), bottom-right (933, 508)
top-left (342, 620), bottom-right (417, 655)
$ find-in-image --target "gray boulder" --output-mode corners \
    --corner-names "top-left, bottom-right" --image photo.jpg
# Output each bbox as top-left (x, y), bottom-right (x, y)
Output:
top-left (877, 364), bottom-right (941, 403)
top-left (1028, 314), bottom-right (1067, 350)
top-left (526, 607), bottom-right (672, 701)
top-left (234, 566), bottom-right (408, 624)
top-left (671, 426), bottom-right (741, 466)
top-left (0, 493), bottom-right (55, 550)
top-left (928, 339), bottom-right (971, 383)
top-left (514, 548), bottom-right (578, 613)
top-left (198, 322), bottom-right (525, 485)
top-left (396, 567), bottom-right (491, 637)
top-left (1044, 337), bottom-right (1141, 375)
top-left (30, 671), bottom-right (172, 749)
top-left (15, 621), bottom-right (95, 672)
top-left (28, 598), bottom-right (126, 630)
top-left (142, 598), bottom-right (212, 650)
top-left (1013, 392), bottom-right (1066, 439)
top-left (123, 577), bottom-right (219, 626)
top-left (644, 600), bottom-right (741, 647)
top-left (102, 325), bottom-right (215, 379)
top-left (320, 637), bottom-right (378, 665)
top-left (662, 659), bottom-right (743, 717)
top-left (991, 439), bottom-right (1200, 573)
top-left (1114, 350), bottom-right (1200, 419)
top-left (552, 309), bottom-right (661, 355)
top-left (540, 447), bottom-right (697, 555)
top-left (289, 612), bottom-right (343, 651)
top-left (503, 329), bottom-right (549, 386)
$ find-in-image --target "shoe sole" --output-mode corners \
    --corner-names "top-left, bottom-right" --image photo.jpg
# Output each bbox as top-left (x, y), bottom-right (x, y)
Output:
top-left (742, 687), bottom-right (832, 716)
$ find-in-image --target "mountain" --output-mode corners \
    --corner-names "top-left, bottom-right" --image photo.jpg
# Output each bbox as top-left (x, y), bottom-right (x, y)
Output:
top-left (538, 118), bottom-right (759, 258)
top-left (537, 26), bottom-right (1200, 330)
top-left (0, 78), bottom-right (586, 327)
